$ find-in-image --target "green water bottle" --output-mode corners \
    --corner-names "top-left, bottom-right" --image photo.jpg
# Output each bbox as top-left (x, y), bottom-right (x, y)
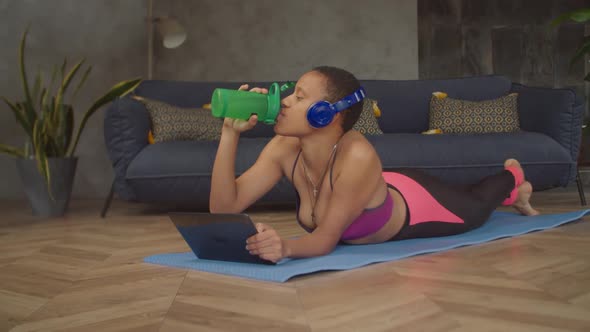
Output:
top-left (211, 82), bottom-right (294, 125)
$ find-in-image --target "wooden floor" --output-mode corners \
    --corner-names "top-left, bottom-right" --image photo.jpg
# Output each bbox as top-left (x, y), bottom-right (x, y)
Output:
top-left (1, 189), bottom-right (590, 332)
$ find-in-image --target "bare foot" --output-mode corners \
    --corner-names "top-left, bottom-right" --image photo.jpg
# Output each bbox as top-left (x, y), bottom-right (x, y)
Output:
top-left (512, 181), bottom-right (540, 216)
top-left (503, 158), bottom-right (540, 216)
top-left (504, 158), bottom-right (520, 169)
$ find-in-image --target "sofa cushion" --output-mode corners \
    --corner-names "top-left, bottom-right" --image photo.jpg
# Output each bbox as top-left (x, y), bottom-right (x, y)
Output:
top-left (126, 138), bottom-right (272, 179)
top-left (134, 97), bottom-right (222, 142)
top-left (360, 75), bottom-right (512, 133)
top-left (352, 98), bottom-right (384, 135)
top-left (428, 92), bottom-right (520, 134)
top-left (367, 131), bottom-right (573, 190)
top-left (125, 137), bottom-right (295, 207)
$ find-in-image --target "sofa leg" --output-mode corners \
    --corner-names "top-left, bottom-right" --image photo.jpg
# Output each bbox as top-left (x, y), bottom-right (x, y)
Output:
top-left (576, 170), bottom-right (586, 206)
top-left (101, 180), bottom-right (115, 218)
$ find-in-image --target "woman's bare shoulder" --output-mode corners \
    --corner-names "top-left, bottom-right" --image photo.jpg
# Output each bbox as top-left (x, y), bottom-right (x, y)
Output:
top-left (339, 131), bottom-right (378, 158)
top-left (267, 135), bottom-right (300, 152)
top-left (262, 135), bottom-right (301, 164)
top-left (331, 131), bottom-right (383, 197)
top-left (334, 131), bottom-right (382, 176)
top-left (266, 135), bottom-right (301, 175)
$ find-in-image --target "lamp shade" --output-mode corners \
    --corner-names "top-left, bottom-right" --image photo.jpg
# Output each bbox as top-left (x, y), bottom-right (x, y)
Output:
top-left (156, 17), bottom-right (186, 48)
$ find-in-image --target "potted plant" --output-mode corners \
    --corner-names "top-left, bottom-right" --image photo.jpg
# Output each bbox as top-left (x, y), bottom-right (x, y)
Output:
top-left (0, 27), bottom-right (142, 217)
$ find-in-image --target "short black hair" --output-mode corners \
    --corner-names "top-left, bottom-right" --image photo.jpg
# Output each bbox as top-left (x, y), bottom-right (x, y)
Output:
top-left (312, 66), bottom-right (363, 132)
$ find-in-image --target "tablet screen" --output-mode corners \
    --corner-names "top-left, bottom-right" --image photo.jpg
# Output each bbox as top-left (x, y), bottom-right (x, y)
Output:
top-left (170, 213), bottom-right (275, 265)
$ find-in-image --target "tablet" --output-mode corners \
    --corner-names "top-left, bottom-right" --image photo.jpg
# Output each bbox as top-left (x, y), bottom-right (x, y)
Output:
top-left (168, 212), bottom-right (275, 265)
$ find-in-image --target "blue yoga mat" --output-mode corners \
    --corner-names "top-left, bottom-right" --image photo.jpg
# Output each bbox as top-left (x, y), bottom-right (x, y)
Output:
top-left (144, 210), bottom-right (590, 282)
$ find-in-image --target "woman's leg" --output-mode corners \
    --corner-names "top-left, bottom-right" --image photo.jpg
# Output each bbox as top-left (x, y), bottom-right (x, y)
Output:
top-left (503, 159), bottom-right (539, 216)
top-left (387, 160), bottom-right (538, 241)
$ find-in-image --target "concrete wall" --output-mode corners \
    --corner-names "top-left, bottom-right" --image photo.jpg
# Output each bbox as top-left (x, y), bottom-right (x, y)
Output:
top-left (0, 0), bottom-right (418, 199)
top-left (0, 0), bottom-right (146, 199)
top-left (152, 0), bottom-right (418, 82)
top-left (418, 0), bottom-right (589, 102)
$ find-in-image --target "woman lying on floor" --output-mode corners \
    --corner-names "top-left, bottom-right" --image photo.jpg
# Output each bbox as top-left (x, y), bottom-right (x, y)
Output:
top-left (209, 66), bottom-right (540, 263)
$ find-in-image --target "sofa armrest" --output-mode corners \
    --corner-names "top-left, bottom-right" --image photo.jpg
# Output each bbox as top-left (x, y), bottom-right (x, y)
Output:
top-left (510, 83), bottom-right (584, 163)
top-left (104, 96), bottom-right (151, 200)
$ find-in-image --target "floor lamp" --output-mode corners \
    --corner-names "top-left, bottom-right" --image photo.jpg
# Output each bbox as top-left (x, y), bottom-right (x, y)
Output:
top-left (147, 0), bottom-right (187, 79)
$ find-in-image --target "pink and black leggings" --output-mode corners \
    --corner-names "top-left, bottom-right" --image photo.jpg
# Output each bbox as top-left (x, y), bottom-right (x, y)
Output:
top-left (385, 166), bottom-right (523, 241)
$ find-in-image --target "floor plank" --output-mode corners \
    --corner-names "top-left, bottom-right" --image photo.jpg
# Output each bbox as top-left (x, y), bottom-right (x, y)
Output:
top-left (0, 188), bottom-right (589, 331)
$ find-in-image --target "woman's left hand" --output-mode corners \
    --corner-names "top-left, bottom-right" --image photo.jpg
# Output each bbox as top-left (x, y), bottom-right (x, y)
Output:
top-left (246, 223), bottom-right (287, 263)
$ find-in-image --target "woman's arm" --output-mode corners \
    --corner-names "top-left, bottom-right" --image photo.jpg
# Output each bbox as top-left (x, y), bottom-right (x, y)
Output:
top-left (210, 85), bottom-right (285, 213)
top-left (210, 130), bottom-right (287, 213)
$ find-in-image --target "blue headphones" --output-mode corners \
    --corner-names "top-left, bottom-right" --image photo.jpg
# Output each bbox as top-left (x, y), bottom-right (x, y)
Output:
top-left (306, 87), bottom-right (366, 128)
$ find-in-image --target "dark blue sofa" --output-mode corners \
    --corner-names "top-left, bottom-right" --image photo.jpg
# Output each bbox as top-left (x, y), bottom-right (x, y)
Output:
top-left (102, 75), bottom-right (585, 215)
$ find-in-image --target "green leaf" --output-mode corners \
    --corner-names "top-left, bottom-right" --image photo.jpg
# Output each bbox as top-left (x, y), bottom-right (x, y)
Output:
top-left (32, 121), bottom-right (52, 199)
top-left (23, 139), bottom-right (32, 157)
top-left (60, 58), bottom-right (67, 82)
top-left (43, 156), bottom-right (54, 201)
top-left (48, 137), bottom-right (61, 157)
top-left (48, 65), bottom-right (58, 96)
top-left (552, 8), bottom-right (590, 26)
top-left (34, 156), bottom-right (53, 200)
top-left (42, 110), bottom-right (56, 150)
top-left (552, 13), bottom-right (569, 26)
top-left (18, 27), bottom-right (32, 106)
top-left (570, 40), bottom-right (590, 68)
top-left (570, 8), bottom-right (590, 22)
top-left (53, 104), bottom-right (63, 154)
top-left (39, 88), bottom-right (47, 109)
top-left (52, 103), bottom-right (68, 156)
top-left (39, 101), bottom-right (62, 157)
top-left (68, 78), bottom-right (142, 156)
top-left (32, 69), bottom-right (42, 104)
top-left (51, 98), bottom-right (62, 129)
top-left (42, 160), bottom-right (53, 192)
top-left (72, 66), bottom-right (92, 101)
top-left (52, 60), bottom-right (84, 143)
top-left (32, 120), bottom-right (43, 167)
top-left (2, 97), bottom-right (31, 136)
top-left (37, 100), bottom-right (46, 122)
top-left (55, 59), bottom-right (84, 112)
top-left (62, 105), bottom-right (74, 154)
top-left (0, 143), bottom-right (25, 158)
top-left (18, 26), bottom-right (37, 127)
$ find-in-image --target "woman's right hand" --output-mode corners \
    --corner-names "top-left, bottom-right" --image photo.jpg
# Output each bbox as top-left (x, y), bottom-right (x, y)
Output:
top-left (222, 84), bottom-right (268, 133)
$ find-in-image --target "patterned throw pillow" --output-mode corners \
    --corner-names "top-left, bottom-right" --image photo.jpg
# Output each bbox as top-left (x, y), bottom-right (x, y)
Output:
top-left (353, 98), bottom-right (384, 135)
top-left (133, 96), bottom-right (222, 143)
top-left (429, 92), bottom-right (520, 134)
